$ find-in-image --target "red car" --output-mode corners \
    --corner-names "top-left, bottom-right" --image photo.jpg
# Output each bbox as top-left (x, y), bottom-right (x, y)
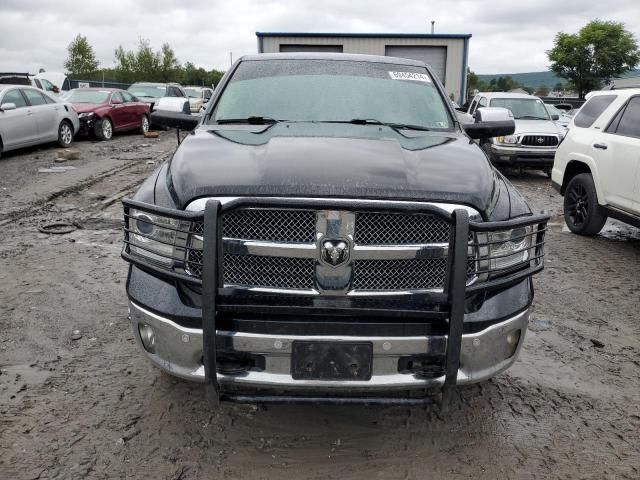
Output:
top-left (66, 88), bottom-right (150, 140)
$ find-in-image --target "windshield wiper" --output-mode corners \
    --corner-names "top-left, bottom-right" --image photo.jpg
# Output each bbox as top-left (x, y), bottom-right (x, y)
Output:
top-left (216, 116), bottom-right (281, 125)
top-left (516, 115), bottom-right (547, 120)
top-left (313, 118), bottom-right (432, 136)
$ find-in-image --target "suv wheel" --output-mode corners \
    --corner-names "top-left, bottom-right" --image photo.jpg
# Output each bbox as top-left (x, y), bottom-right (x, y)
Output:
top-left (57, 121), bottom-right (74, 147)
top-left (95, 118), bottom-right (113, 141)
top-left (564, 173), bottom-right (607, 235)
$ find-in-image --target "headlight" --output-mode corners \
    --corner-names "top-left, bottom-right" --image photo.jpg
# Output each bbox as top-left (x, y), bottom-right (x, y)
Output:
top-left (78, 112), bottom-right (95, 119)
top-left (127, 209), bottom-right (187, 266)
top-left (488, 226), bottom-right (533, 272)
top-left (495, 135), bottom-right (518, 145)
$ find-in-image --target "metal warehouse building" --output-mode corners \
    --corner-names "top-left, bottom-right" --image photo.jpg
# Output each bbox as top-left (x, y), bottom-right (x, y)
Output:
top-left (256, 32), bottom-right (471, 103)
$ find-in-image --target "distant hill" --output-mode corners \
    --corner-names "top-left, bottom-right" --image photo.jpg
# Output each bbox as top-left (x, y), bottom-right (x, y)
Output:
top-left (477, 70), bottom-right (640, 89)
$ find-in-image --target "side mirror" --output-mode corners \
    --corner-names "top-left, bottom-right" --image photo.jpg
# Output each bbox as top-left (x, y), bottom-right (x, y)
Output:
top-left (463, 120), bottom-right (515, 139)
top-left (111, 98), bottom-right (123, 105)
top-left (150, 110), bottom-right (199, 131)
top-left (551, 113), bottom-right (560, 121)
top-left (462, 106), bottom-right (515, 139)
top-left (52, 86), bottom-right (60, 94)
top-left (155, 97), bottom-right (191, 114)
top-left (474, 107), bottom-right (513, 122)
top-left (0, 102), bottom-right (17, 111)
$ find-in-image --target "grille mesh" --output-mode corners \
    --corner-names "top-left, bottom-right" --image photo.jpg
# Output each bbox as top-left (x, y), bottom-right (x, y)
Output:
top-left (355, 212), bottom-right (451, 244)
top-left (223, 254), bottom-right (316, 290)
top-left (520, 135), bottom-right (558, 147)
top-left (353, 257), bottom-right (477, 291)
top-left (223, 209), bottom-right (315, 242)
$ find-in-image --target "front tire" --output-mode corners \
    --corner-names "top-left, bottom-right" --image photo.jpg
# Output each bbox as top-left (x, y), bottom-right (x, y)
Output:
top-left (57, 121), bottom-right (74, 147)
top-left (139, 115), bottom-right (150, 134)
top-left (564, 173), bottom-right (607, 235)
top-left (95, 118), bottom-right (113, 141)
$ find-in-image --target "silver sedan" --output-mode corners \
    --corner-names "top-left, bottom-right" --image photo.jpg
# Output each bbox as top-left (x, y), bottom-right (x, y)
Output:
top-left (0, 84), bottom-right (80, 157)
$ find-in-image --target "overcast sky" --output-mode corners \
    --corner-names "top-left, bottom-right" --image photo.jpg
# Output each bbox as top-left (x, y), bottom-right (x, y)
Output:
top-left (1, 0), bottom-right (639, 75)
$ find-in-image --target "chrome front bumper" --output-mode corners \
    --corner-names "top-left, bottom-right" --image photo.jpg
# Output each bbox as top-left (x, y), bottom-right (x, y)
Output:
top-left (129, 301), bottom-right (529, 391)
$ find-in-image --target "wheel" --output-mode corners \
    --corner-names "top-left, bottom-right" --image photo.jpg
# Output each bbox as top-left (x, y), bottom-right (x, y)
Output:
top-left (563, 173), bottom-right (607, 235)
top-left (94, 117), bottom-right (113, 141)
top-left (57, 121), bottom-right (74, 147)
top-left (139, 115), bottom-right (150, 134)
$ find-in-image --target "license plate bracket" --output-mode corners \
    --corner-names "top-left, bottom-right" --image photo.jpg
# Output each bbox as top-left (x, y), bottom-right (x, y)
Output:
top-left (291, 341), bottom-right (373, 381)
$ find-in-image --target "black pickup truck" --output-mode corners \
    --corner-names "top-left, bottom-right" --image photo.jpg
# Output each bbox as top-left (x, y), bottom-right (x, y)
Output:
top-left (122, 53), bottom-right (548, 406)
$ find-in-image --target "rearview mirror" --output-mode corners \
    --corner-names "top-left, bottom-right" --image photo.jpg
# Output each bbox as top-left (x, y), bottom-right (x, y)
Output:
top-left (0, 102), bottom-right (16, 111)
top-left (463, 120), bottom-right (515, 139)
top-left (150, 110), bottom-right (199, 131)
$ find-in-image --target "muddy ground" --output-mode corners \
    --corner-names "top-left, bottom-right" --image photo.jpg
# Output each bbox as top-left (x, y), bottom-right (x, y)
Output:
top-left (0, 132), bottom-right (639, 479)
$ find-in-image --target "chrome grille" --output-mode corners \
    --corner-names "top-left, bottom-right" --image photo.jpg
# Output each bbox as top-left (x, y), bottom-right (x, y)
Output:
top-left (222, 209), bottom-right (315, 242)
top-left (223, 254), bottom-right (315, 290)
top-left (355, 212), bottom-right (454, 244)
top-left (184, 206), bottom-right (481, 294)
top-left (520, 135), bottom-right (558, 147)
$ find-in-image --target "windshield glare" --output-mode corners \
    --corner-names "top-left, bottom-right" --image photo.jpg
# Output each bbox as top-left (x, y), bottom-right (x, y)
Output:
top-left (211, 59), bottom-right (452, 130)
top-left (128, 85), bottom-right (167, 98)
top-left (490, 98), bottom-right (550, 120)
top-left (66, 89), bottom-right (110, 104)
top-left (185, 88), bottom-right (202, 98)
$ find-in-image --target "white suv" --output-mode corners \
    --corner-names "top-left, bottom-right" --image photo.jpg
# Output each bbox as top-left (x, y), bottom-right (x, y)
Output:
top-left (552, 88), bottom-right (640, 235)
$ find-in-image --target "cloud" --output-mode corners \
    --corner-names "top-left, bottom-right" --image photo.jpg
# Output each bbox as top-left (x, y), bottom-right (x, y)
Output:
top-left (0, 0), bottom-right (638, 75)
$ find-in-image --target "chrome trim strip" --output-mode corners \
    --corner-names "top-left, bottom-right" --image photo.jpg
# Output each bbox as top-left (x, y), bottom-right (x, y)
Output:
top-left (186, 196), bottom-right (483, 220)
top-left (223, 239), bottom-right (317, 258)
top-left (352, 243), bottom-right (449, 260)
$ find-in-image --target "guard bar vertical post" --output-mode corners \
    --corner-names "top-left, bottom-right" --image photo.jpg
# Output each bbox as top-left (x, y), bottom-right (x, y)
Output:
top-left (202, 200), bottom-right (221, 407)
top-left (441, 209), bottom-right (469, 409)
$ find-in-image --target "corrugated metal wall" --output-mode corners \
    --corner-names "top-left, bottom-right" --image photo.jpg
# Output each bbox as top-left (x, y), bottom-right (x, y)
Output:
top-left (260, 36), bottom-right (466, 102)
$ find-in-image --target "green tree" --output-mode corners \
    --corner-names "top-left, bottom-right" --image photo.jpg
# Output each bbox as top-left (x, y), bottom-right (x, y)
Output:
top-left (553, 82), bottom-right (565, 92)
top-left (159, 43), bottom-right (180, 81)
top-left (547, 20), bottom-right (640, 98)
top-left (64, 34), bottom-right (99, 76)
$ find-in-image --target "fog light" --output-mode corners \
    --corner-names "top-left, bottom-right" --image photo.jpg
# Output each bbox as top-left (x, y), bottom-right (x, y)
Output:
top-left (505, 329), bottom-right (521, 359)
top-left (138, 323), bottom-right (156, 354)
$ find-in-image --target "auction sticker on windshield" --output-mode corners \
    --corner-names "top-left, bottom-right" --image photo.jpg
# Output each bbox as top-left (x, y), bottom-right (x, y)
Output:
top-left (388, 71), bottom-right (432, 82)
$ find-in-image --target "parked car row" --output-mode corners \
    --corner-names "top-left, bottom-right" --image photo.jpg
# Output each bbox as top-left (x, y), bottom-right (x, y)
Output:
top-left (0, 77), bottom-right (211, 156)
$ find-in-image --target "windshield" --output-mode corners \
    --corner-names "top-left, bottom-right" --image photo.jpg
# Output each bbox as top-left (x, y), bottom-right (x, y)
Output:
top-left (185, 88), bottom-right (202, 98)
top-left (490, 98), bottom-right (550, 120)
top-left (127, 85), bottom-right (167, 98)
top-left (66, 89), bottom-right (110, 104)
top-left (545, 105), bottom-right (562, 117)
top-left (210, 59), bottom-right (453, 130)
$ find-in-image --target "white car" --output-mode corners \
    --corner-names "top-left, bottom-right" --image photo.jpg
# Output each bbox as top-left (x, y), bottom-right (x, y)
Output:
top-left (0, 85), bottom-right (79, 157)
top-left (184, 86), bottom-right (213, 113)
top-left (468, 92), bottom-right (566, 175)
top-left (552, 88), bottom-right (640, 235)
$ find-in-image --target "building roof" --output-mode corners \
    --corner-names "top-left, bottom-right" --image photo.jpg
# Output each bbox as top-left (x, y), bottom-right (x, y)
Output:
top-left (240, 52), bottom-right (431, 67)
top-left (256, 31), bottom-right (472, 39)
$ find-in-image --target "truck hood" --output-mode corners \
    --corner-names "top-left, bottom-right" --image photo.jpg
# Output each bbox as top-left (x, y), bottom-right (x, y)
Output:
top-left (513, 119), bottom-right (564, 136)
top-left (166, 124), bottom-right (523, 219)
